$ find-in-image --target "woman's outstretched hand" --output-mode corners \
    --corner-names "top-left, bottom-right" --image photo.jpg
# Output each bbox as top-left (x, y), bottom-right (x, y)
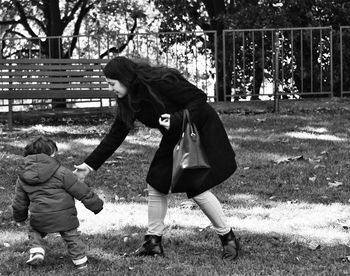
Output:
top-left (159, 113), bottom-right (170, 130)
top-left (73, 163), bottom-right (92, 182)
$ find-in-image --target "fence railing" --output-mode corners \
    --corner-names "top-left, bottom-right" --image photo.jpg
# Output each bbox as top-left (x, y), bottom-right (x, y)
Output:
top-left (223, 26), bottom-right (333, 102)
top-left (0, 27), bottom-right (349, 113)
top-left (340, 26), bottom-right (350, 97)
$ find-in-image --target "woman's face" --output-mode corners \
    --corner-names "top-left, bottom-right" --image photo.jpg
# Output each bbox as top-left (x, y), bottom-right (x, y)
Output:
top-left (106, 78), bottom-right (128, 98)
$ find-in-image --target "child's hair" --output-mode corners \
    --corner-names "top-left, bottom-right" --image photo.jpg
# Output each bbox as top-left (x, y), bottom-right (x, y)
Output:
top-left (24, 136), bottom-right (58, 157)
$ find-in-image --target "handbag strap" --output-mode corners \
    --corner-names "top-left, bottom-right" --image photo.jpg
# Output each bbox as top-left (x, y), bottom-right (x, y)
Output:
top-left (182, 109), bottom-right (197, 138)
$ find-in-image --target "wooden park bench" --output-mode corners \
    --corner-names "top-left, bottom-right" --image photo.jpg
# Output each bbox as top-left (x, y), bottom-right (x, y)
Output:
top-left (0, 58), bottom-right (114, 130)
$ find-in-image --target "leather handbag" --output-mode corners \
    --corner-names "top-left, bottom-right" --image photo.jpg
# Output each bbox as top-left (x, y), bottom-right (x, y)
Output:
top-left (171, 109), bottom-right (211, 193)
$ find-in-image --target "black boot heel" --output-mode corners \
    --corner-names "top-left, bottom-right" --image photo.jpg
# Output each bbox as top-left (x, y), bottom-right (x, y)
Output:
top-left (133, 235), bottom-right (164, 257)
top-left (219, 229), bottom-right (240, 261)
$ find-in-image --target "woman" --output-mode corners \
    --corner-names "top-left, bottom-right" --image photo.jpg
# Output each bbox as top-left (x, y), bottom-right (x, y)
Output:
top-left (74, 56), bottom-right (240, 261)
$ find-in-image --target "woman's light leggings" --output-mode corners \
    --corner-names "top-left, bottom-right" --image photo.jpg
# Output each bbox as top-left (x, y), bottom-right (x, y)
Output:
top-left (146, 184), bottom-right (231, 236)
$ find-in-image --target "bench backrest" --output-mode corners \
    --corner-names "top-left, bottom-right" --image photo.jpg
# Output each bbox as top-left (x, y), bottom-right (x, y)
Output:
top-left (0, 59), bottom-right (114, 99)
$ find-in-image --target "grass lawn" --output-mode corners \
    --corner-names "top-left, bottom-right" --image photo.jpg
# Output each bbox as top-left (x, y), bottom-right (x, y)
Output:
top-left (0, 98), bottom-right (350, 275)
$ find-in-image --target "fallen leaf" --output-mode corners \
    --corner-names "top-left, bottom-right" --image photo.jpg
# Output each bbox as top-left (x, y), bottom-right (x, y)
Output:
top-left (340, 256), bottom-right (350, 262)
top-left (274, 155), bottom-right (304, 164)
top-left (306, 240), bottom-right (320, 250)
top-left (105, 160), bottom-right (120, 165)
top-left (309, 158), bottom-right (321, 163)
top-left (287, 199), bottom-right (298, 204)
top-left (309, 176), bottom-right (316, 182)
top-left (328, 181), bottom-right (343, 187)
top-left (342, 225), bottom-right (350, 231)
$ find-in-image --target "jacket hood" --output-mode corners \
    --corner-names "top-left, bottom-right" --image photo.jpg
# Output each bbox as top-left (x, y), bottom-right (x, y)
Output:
top-left (19, 154), bottom-right (60, 185)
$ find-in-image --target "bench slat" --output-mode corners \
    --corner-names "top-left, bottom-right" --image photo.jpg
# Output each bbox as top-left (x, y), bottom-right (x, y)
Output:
top-left (0, 77), bottom-right (106, 83)
top-left (0, 90), bottom-right (114, 99)
top-left (0, 83), bottom-right (109, 89)
top-left (0, 71), bottom-right (104, 76)
top-left (0, 64), bottom-right (104, 70)
top-left (0, 59), bottom-right (111, 100)
top-left (0, 59), bottom-right (107, 64)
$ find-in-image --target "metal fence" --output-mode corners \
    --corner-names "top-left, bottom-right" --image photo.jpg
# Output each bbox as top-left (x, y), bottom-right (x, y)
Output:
top-left (340, 26), bottom-right (350, 97)
top-left (223, 26), bottom-right (333, 102)
top-left (0, 26), bottom-right (349, 113)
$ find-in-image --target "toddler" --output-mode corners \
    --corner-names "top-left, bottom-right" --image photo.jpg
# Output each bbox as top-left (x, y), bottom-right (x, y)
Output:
top-left (12, 136), bottom-right (103, 270)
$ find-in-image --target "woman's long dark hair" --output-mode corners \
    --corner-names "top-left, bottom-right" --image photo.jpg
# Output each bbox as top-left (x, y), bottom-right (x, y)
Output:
top-left (103, 56), bottom-right (182, 129)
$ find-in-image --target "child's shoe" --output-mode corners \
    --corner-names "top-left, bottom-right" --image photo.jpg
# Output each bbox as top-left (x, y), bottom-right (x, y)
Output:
top-left (72, 256), bottom-right (88, 270)
top-left (26, 247), bottom-right (45, 265)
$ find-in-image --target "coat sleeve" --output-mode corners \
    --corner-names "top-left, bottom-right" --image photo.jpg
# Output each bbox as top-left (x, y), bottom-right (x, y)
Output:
top-left (12, 179), bottom-right (29, 222)
top-left (84, 117), bottom-right (130, 170)
top-left (155, 77), bottom-right (207, 134)
top-left (62, 169), bottom-right (104, 214)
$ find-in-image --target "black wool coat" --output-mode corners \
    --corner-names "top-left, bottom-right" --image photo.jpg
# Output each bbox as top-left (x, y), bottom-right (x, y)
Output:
top-left (84, 76), bottom-right (237, 198)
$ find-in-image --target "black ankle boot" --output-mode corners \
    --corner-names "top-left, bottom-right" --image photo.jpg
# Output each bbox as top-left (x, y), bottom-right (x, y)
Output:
top-left (133, 235), bottom-right (164, 257)
top-left (218, 229), bottom-right (240, 261)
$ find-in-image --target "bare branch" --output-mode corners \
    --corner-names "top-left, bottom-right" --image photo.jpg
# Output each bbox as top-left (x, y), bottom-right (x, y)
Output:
top-left (62, 0), bottom-right (85, 25)
top-left (65, 3), bottom-right (94, 58)
top-left (99, 17), bottom-right (138, 59)
top-left (0, 20), bottom-right (21, 25)
top-left (3, 30), bottom-right (27, 39)
top-left (27, 16), bottom-right (46, 31)
top-left (12, 0), bottom-right (38, 38)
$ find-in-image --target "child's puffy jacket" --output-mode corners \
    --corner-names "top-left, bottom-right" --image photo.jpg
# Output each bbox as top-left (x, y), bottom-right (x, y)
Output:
top-left (12, 153), bottom-right (103, 233)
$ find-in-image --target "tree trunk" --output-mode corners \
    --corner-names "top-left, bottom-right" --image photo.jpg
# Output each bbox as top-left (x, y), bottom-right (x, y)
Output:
top-left (203, 0), bottom-right (231, 101)
top-left (43, 0), bottom-right (68, 108)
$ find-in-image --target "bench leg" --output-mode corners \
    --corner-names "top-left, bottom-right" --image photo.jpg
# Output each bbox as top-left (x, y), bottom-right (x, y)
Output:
top-left (8, 99), bottom-right (13, 131)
